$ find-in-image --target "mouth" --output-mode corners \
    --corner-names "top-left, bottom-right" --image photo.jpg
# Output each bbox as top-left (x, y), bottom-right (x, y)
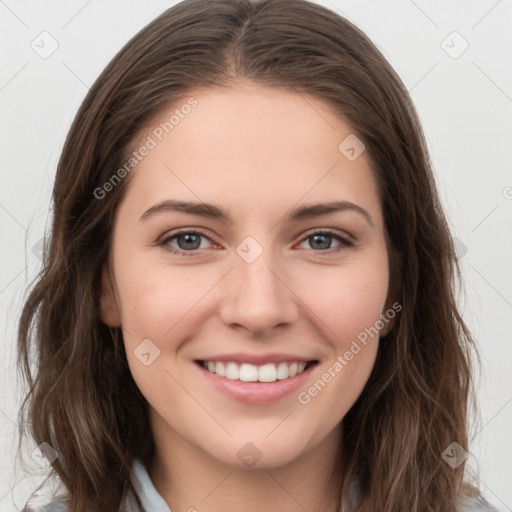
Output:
top-left (195, 359), bottom-right (319, 383)
top-left (194, 358), bottom-right (319, 402)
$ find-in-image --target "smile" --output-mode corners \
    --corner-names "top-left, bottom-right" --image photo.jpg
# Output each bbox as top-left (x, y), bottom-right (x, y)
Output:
top-left (198, 360), bottom-right (316, 382)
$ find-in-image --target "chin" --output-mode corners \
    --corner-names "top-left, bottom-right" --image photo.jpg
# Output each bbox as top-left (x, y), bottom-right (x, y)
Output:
top-left (203, 434), bottom-right (314, 471)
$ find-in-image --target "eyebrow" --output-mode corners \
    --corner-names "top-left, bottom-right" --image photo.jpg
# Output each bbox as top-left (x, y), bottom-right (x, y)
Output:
top-left (139, 199), bottom-right (374, 227)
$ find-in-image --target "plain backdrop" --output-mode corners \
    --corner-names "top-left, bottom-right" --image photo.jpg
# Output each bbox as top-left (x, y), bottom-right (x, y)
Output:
top-left (1, 0), bottom-right (511, 510)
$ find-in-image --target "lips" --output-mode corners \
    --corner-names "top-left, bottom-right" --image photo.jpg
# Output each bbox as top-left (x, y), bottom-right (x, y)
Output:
top-left (195, 358), bottom-right (319, 403)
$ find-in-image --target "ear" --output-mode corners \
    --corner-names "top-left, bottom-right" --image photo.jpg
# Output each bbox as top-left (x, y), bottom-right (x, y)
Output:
top-left (99, 263), bottom-right (122, 327)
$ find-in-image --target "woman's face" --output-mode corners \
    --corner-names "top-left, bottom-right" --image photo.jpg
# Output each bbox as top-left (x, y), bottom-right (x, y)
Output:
top-left (100, 82), bottom-right (393, 469)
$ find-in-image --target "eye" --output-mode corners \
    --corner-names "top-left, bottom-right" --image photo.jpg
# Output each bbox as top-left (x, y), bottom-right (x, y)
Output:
top-left (296, 230), bottom-right (353, 253)
top-left (158, 229), bottom-right (215, 256)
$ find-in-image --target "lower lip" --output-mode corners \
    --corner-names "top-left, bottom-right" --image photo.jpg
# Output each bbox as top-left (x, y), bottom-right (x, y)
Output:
top-left (195, 362), bottom-right (318, 403)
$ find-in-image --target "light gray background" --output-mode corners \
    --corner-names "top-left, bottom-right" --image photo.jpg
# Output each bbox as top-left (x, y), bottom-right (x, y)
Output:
top-left (1, 0), bottom-right (511, 510)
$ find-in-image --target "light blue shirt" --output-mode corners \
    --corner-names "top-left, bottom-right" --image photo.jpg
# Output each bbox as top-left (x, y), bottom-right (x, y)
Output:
top-left (22, 457), bottom-right (501, 511)
top-left (126, 458), bottom-right (171, 511)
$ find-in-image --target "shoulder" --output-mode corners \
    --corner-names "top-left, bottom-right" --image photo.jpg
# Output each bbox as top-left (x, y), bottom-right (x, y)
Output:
top-left (344, 476), bottom-right (500, 512)
top-left (20, 495), bottom-right (68, 512)
top-left (20, 486), bottom-right (142, 512)
top-left (459, 493), bottom-right (500, 512)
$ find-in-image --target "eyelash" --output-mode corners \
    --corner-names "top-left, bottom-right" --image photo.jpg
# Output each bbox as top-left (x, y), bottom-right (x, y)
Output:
top-left (157, 228), bottom-right (354, 256)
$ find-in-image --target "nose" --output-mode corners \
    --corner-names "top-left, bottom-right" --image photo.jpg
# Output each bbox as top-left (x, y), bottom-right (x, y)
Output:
top-left (218, 246), bottom-right (299, 337)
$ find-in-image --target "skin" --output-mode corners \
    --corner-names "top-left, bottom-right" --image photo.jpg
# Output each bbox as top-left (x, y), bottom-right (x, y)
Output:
top-left (100, 81), bottom-right (396, 512)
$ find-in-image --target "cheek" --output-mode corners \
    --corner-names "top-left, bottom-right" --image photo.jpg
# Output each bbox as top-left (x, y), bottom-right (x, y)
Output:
top-left (298, 258), bottom-right (389, 345)
top-left (116, 263), bottom-right (203, 400)
top-left (295, 267), bottom-right (386, 422)
top-left (294, 257), bottom-right (388, 418)
top-left (115, 258), bottom-right (207, 339)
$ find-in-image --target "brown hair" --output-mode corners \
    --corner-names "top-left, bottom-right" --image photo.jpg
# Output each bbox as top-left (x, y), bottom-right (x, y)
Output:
top-left (17, 0), bottom-right (483, 510)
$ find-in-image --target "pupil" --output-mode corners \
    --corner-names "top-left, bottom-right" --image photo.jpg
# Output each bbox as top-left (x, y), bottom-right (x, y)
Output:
top-left (311, 234), bottom-right (330, 250)
top-left (179, 234), bottom-right (200, 250)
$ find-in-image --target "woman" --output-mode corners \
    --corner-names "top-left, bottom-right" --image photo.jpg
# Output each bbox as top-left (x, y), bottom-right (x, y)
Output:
top-left (17, 0), bottom-right (500, 511)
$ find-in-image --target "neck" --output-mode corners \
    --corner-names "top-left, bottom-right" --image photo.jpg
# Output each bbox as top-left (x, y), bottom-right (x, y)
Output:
top-left (148, 421), bottom-right (343, 512)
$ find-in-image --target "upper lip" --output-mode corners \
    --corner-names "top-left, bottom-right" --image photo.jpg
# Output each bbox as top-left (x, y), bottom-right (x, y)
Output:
top-left (196, 353), bottom-right (318, 365)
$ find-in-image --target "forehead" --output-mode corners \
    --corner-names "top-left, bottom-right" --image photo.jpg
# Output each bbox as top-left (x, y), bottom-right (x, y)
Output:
top-left (120, 84), bottom-right (382, 227)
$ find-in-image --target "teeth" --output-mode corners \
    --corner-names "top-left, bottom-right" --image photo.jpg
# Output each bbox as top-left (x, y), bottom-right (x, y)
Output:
top-left (202, 360), bottom-right (310, 382)
top-left (215, 361), bottom-right (225, 377)
top-left (225, 362), bottom-right (239, 380)
top-left (258, 363), bottom-right (276, 382)
top-left (240, 363), bottom-right (258, 382)
top-left (276, 362), bottom-right (289, 380)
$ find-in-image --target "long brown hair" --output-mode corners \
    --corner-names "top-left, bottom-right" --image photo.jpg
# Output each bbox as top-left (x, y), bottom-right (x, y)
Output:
top-left (17, 0), bottom-right (483, 510)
